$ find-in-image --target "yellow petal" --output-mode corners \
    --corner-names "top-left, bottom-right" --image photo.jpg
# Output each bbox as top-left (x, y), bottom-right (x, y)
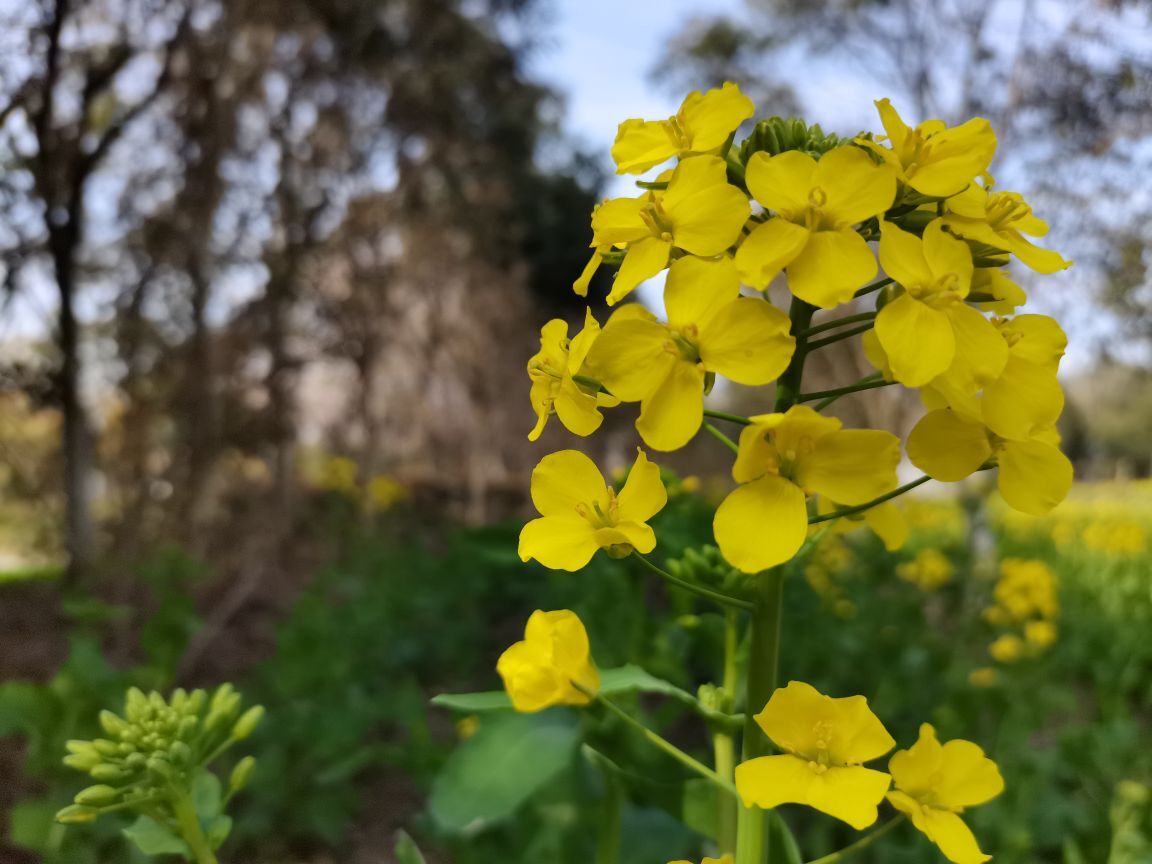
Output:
top-left (498, 610), bottom-right (600, 711)
top-left (788, 228), bottom-right (877, 308)
top-left (591, 197), bottom-right (650, 246)
top-left (664, 255), bottom-right (739, 331)
top-left (766, 405), bottom-right (842, 460)
top-left (616, 449), bottom-right (668, 523)
top-left (611, 118), bottom-right (677, 175)
top-left (595, 522), bottom-right (656, 555)
top-left (713, 474), bottom-right (808, 572)
top-left (591, 317), bottom-right (676, 401)
top-left (923, 219), bottom-right (974, 289)
top-left (663, 156), bottom-right (751, 256)
top-left (907, 117), bottom-right (997, 198)
top-left (875, 98), bottom-right (911, 153)
top-left (796, 429), bottom-right (900, 505)
top-left (573, 248), bottom-right (604, 297)
top-left (567, 308), bottom-right (603, 373)
top-left (998, 229), bottom-right (1071, 274)
top-left (907, 410), bottom-right (992, 482)
top-left (874, 293), bottom-right (955, 386)
top-left (878, 220), bottom-right (934, 289)
top-left (863, 501), bottom-right (908, 551)
top-left (816, 146), bottom-right (897, 226)
top-left (754, 680), bottom-right (895, 764)
top-left (937, 304), bottom-right (1008, 394)
top-left (698, 297), bottom-right (795, 385)
top-left (553, 379), bottom-right (605, 438)
top-left (637, 361), bottom-right (706, 451)
top-left (745, 150), bottom-right (818, 216)
top-left (679, 81), bottom-right (755, 152)
top-left (732, 421), bottom-right (781, 484)
top-left (529, 450), bottom-right (606, 515)
top-left (517, 514), bottom-right (600, 571)
top-left (736, 755), bottom-right (891, 830)
top-left (982, 355), bottom-right (1064, 441)
top-left (609, 236), bottom-right (671, 305)
top-left (1001, 314), bottom-right (1066, 370)
top-left (997, 438), bottom-right (1072, 515)
top-left (734, 218), bottom-right (810, 291)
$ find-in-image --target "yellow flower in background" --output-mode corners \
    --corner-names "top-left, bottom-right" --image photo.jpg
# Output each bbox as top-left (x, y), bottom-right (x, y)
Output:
top-left (968, 667), bottom-right (998, 688)
top-left (366, 475), bottom-right (407, 511)
top-left (496, 609), bottom-right (600, 712)
top-left (318, 454), bottom-right (359, 493)
top-left (735, 681), bottom-right (895, 829)
top-left (736, 146), bottom-right (897, 306)
top-left (988, 558), bottom-right (1059, 622)
top-left (887, 724), bottom-right (1004, 864)
top-left (864, 99), bottom-right (997, 197)
top-left (943, 183), bottom-right (1071, 274)
top-left (818, 497), bottom-right (908, 551)
top-left (1025, 619), bottom-right (1058, 650)
top-left (907, 408), bottom-right (1073, 516)
top-left (875, 220), bottom-right (1005, 388)
top-left (527, 310), bottom-right (619, 441)
top-left (518, 448), bottom-right (667, 571)
top-left (612, 81), bottom-right (754, 174)
top-left (590, 257), bottom-right (794, 451)
top-left (714, 406), bottom-right (901, 572)
top-left (989, 634), bottom-right (1024, 663)
top-left (578, 155), bottom-right (750, 305)
top-left (897, 548), bottom-right (955, 591)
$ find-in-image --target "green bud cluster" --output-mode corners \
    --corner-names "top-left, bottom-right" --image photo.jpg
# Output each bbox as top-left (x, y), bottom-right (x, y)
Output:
top-left (56, 684), bottom-right (264, 827)
top-left (666, 544), bottom-right (749, 596)
top-left (739, 116), bottom-right (841, 162)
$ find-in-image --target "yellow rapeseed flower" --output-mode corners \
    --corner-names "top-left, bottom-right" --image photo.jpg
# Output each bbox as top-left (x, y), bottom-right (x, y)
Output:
top-left (1025, 619), bottom-right (1058, 650)
top-left (518, 448), bottom-right (668, 571)
top-left (612, 82), bottom-right (753, 175)
top-left (496, 609), bottom-right (600, 712)
top-left (864, 99), bottom-right (997, 197)
top-left (714, 406), bottom-right (901, 572)
top-left (817, 497), bottom-right (908, 551)
top-left (577, 156), bottom-right (750, 305)
top-left (968, 667), bottom-right (998, 688)
top-left (989, 634), bottom-right (1024, 663)
top-left (907, 408), bottom-right (1073, 516)
top-left (735, 146), bottom-right (897, 307)
top-left (897, 548), bottom-right (955, 591)
top-left (875, 220), bottom-right (1006, 387)
top-left (527, 310), bottom-right (619, 441)
top-left (943, 183), bottom-right (1071, 274)
top-left (590, 257), bottom-right (794, 451)
top-left (887, 724), bottom-right (1004, 864)
top-left (735, 681), bottom-right (895, 829)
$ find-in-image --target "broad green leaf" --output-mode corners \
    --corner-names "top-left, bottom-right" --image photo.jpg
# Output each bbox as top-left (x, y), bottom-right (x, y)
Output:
top-left (765, 810), bottom-right (803, 864)
top-left (123, 815), bottom-right (191, 858)
top-left (395, 829), bottom-right (428, 864)
top-left (430, 691), bottom-right (512, 712)
top-left (428, 709), bottom-right (580, 835)
top-left (209, 815), bottom-right (233, 850)
top-left (191, 772), bottom-right (222, 823)
top-left (680, 778), bottom-right (720, 840)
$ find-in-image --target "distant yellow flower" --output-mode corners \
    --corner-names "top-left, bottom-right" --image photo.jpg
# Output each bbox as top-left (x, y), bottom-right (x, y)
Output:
top-left (518, 449), bottom-right (667, 571)
top-left (735, 681), bottom-right (895, 829)
top-left (968, 667), bottom-right (998, 688)
top-left (714, 405), bottom-right (901, 572)
top-left (1024, 619), bottom-right (1057, 650)
top-left (943, 183), bottom-right (1071, 274)
top-left (612, 82), bottom-right (754, 174)
top-left (907, 408), bottom-right (1072, 516)
top-left (864, 99), bottom-right (997, 197)
top-left (875, 220), bottom-right (1006, 388)
top-left (496, 610), bottom-right (600, 712)
top-left (590, 256), bottom-right (794, 451)
top-left (897, 548), bottom-right (955, 591)
top-left (456, 715), bottom-right (480, 740)
top-left (989, 634), bottom-right (1024, 663)
top-left (578, 156), bottom-right (750, 305)
top-left (735, 146), bottom-right (897, 306)
top-left (366, 475), bottom-right (407, 511)
top-left (992, 559), bottom-right (1059, 622)
top-left (527, 310), bottom-right (619, 441)
top-left (887, 724), bottom-right (1004, 864)
top-left (818, 497), bottom-right (908, 551)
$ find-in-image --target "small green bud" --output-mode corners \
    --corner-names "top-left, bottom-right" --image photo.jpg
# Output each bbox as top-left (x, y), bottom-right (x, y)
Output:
top-left (186, 689), bottom-right (207, 715)
top-left (63, 752), bottom-right (101, 771)
top-left (209, 684), bottom-right (236, 714)
top-left (99, 710), bottom-right (128, 737)
top-left (177, 715), bottom-right (199, 740)
top-left (147, 757), bottom-right (174, 780)
top-left (229, 756), bottom-right (256, 794)
top-left (90, 764), bottom-right (131, 783)
top-left (125, 688), bottom-right (149, 721)
top-left (93, 739), bottom-right (121, 757)
top-left (231, 706), bottom-right (265, 741)
top-left (169, 741), bottom-right (193, 766)
top-left (55, 804), bottom-right (99, 824)
top-left (170, 688), bottom-right (189, 712)
top-left (74, 784), bottom-right (120, 806)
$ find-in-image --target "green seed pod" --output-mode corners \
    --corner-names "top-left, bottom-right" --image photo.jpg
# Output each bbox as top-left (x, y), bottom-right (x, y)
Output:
top-left (230, 706), bottom-right (265, 741)
top-left (63, 752), bottom-right (101, 772)
top-left (55, 805), bottom-right (99, 824)
top-left (229, 756), bottom-right (256, 794)
top-left (74, 784), bottom-right (120, 806)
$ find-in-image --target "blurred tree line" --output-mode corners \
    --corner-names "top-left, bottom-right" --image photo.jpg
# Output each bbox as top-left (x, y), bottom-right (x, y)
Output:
top-left (0, 0), bottom-right (605, 578)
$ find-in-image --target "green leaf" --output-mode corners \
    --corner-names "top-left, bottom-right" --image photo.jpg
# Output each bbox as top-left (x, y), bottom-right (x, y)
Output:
top-left (191, 772), bottom-right (223, 823)
top-left (123, 815), bottom-right (192, 858)
top-left (430, 690), bottom-right (512, 712)
top-left (428, 709), bottom-right (580, 836)
top-left (680, 778), bottom-right (719, 840)
top-left (209, 815), bottom-right (233, 850)
top-left (394, 829), bottom-right (428, 864)
top-left (765, 810), bottom-right (803, 864)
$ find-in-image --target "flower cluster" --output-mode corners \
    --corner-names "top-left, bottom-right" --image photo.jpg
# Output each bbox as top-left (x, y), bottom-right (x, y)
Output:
top-left (897, 547), bottom-right (956, 592)
top-left (983, 558), bottom-right (1060, 663)
top-left (522, 81), bottom-right (1073, 577)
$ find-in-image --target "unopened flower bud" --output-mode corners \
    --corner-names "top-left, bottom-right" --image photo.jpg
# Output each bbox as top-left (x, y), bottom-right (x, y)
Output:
top-left (99, 711), bottom-right (128, 737)
top-left (229, 756), bottom-right (256, 794)
top-left (125, 688), bottom-right (148, 721)
top-left (90, 764), bottom-right (131, 783)
top-left (231, 706), bottom-right (264, 741)
top-left (55, 804), bottom-right (99, 824)
top-left (74, 784), bottom-right (120, 806)
top-left (169, 741), bottom-right (193, 766)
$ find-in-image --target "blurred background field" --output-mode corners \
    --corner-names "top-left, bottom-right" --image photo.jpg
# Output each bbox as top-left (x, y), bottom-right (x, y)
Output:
top-left (1, 0), bottom-right (1151, 862)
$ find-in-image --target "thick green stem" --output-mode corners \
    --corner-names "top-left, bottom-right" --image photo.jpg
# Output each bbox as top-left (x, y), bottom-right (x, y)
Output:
top-left (774, 300), bottom-right (816, 411)
top-left (172, 793), bottom-right (218, 864)
top-left (714, 609), bottom-right (741, 854)
top-left (803, 815), bottom-right (905, 864)
top-left (595, 767), bottom-right (624, 864)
